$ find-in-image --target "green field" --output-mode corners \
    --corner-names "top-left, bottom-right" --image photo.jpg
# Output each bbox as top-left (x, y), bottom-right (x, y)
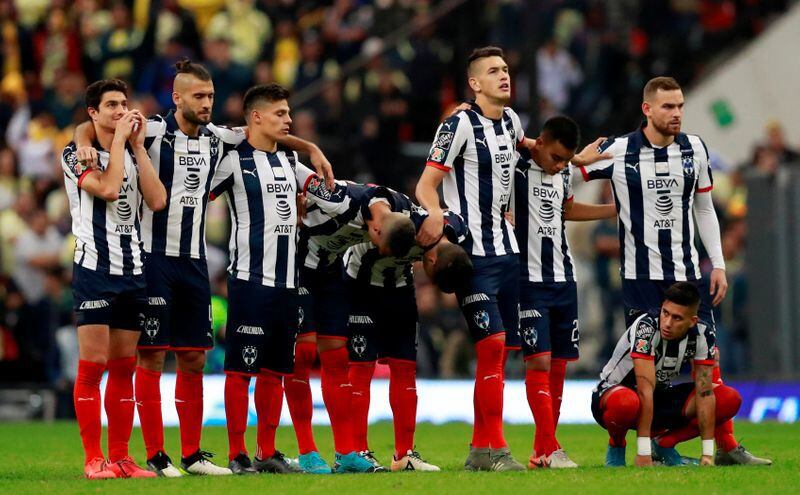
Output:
top-left (0, 421), bottom-right (796, 494)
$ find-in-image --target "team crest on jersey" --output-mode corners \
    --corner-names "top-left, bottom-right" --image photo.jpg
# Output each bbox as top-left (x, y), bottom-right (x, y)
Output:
top-left (522, 326), bottom-right (537, 348)
top-left (682, 156), bottom-right (696, 177)
top-left (65, 150), bottom-right (85, 177)
top-left (351, 335), bottom-right (367, 357)
top-left (307, 176), bottom-right (333, 201)
top-left (242, 346), bottom-right (258, 367)
top-left (436, 131), bottom-right (454, 150)
top-left (145, 317), bottom-right (160, 339)
top-left (429, 147), bottom-right (445, 162)
top-left (473, 310), bottom-right (490, 330)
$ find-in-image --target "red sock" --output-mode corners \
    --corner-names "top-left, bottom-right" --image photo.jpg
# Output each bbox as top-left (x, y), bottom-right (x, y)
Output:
top-left (255, 371), bottom-right (283, 459)
top-left (389, 360), bottom-right (417, 458)
top-left (285, 341), bottom-right (318, 454)
top-left (471, 385), bottom-right (486, 448)
top-left (658, 385), bottom-right (742, 448)
top-left (475, 336), bottom-right (506, 449)
top-left (601, 387), bottom-right (639, 447)
top-left (349, 361), bottom-right (375, 452)
top-left (176, 370), bottom-right (204, 458)
top-left (105, 357), bottom-right (136, 462)
top-left (74, 360), bottom-right (106, 463)
top-left (319, 347), bottom-right (353, 454)
top-left (526, 369), bottom-right (558, 456)
top-left (711, 366), bottom-right (739, 451)
top-left (135, 366), bottom-right (163, 459)
top-left (550, 359), bottom-right (567, 429)
top-left (225, 373), bottom-right (251, 460)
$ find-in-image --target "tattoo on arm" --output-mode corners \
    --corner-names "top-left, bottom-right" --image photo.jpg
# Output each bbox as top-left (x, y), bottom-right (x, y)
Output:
top-left (696, 366), bottom-right (712, 394)
top-left (700, 390), bottom-right (713, 397)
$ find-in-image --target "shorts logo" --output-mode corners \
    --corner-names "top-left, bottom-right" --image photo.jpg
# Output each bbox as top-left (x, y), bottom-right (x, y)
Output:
top-left (298, 307), bottom-right (305, 327)
top-left (522, 326), bottom-right (537, 347)
top-left (348, 315), bottom-right (374, 325)
top-left (473, 310), bottom-right (490, 330)
top-left (79, 300), bottom-right (110, 310)
top-left (298, 287), bottom-right (310, 295)
top-left (351, 335), bottom-right (367, 357)
top-left (242, 346), bottom-right (258, 367)
top-left (436, 131), bottom-right (454, 150)
top-left (462, 293), bottom-right (489, 306)
top-left (520, 309), bottom-right (542, 319)
top-left (429, 147), bottom-right (445, 162)
top-left (148, 297), bottom-right (167, 306)
top-left (236, 325), bottom-right (265, 335)
top-left (145, 317), bottom-right (160, 339)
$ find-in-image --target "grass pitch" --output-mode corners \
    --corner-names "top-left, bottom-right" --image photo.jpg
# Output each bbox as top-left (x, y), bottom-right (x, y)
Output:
top-left (0, 421), bottom-right (795, 494)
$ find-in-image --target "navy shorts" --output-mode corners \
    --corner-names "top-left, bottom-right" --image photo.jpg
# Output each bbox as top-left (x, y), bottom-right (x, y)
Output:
top-left (224, 277), bottom-right (299, 376)
top-left (298, 264), bottom-right (349, 340)
top-left (346, 278), bottom-right (418, 363)
top-left (72, 263), bottom-right (147, 329)
top-left (518, 281), bottom-right (579, 360)
top-left (622, 279), bottom-right (715, 330)
top-left (591, 383), bottom-right (693, 432)
top-left (456, 254), bottom-right (520, 345)
top-left (138, 253), bottom-right (213, 351)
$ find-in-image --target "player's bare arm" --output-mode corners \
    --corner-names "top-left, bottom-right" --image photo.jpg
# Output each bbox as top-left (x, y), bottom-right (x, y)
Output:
top-left (73, 120), bottom-right (99, 168)
top-left (79, 111), bottom-right (138, 201)
top-left (563, 200), bottom-right (616, 221)
top-left (633, 357), bottom-right (656, 467)
top-left (694, 363), bottom-right (716, 466)
top-left (129, 111), bottom-right (167, 212)
top-left (415, 166), bottom-right (447, 245)
top-left (570, 137), bottom-right (612, 167)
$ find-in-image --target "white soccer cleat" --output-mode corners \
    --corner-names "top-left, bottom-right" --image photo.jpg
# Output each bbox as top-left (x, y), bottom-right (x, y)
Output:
top-left (547, 449), bottom-right (579, 468)
top-left (147, 451), bottom-right (183, 477)
top-left (181, 450), bottom-right (233, 476)
top-left (391, 450), bottom-right (441, 472)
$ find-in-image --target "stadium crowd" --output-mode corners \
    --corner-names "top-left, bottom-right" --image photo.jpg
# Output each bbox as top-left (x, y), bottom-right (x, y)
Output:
top-left (0, 0), bottom-right (796, 406)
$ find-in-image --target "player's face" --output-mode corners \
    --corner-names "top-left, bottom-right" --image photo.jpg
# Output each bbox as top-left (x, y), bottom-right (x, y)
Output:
top-left (469, 56), bottom-right (511, 103)
top-left (175, 77), bottom-right (214, 125)
top-left (536, 137), bottom-right (575, 175)
top-left (659, 300), bottom-right (699, 340)
top-left (643, 89), bottom-right (684, 137)
top-left (88, 91), bottom-right (128, 131)
top-left (250, 99), bottom-right (292, 142)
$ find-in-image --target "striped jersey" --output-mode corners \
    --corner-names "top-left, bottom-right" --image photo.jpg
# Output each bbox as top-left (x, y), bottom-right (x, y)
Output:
top-left (141, 111), bottom-right (244, 259)
top-left (209, 141), bottom-right (314, 288)
top-left (62, 141), bottom-right (144, 276)
top-left (298, 176), bottom-right (395, 270)
top-left (595, 312), bottom-right (717, 395)
top-left (515, 158), bottom-right (575, 283)
top-left (426, 104), bottom-right (524, 257)
top-left (343, 197), bottom-right (469, 288)
top-left (578, 126), bottom-right (713, 281)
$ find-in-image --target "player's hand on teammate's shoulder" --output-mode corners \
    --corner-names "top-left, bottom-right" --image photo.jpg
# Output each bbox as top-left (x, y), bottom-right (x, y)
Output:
top-left (76, 146), bottom-right (99, 169)
top-left (635, 454), bottom-right (653, 467)
top-left (571, 137), bottom-right (613, 167)
top-left (450, 102), bottom-right (472, 116)
top-left (417, 209), bottom-right (444, 246)
top-left (309, 146), bottom-right (335, 190)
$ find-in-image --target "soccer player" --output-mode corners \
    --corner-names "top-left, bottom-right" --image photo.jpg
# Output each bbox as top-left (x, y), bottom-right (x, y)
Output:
top-left (577, 76), bottom-right (770, 465)
top-left (343, 193), bottom-right (472, 472)
top-left (591, 282), bottom-right (743, 467)
top-left (416, 46), bottom-right (528, 471)
top-left (513, 116), bottom-right (616, 469)
top-left (208, 84), bottom-right (317, 474)
top-left (63, 79), bottom-right (166, 479)
top-left (73, 60), bottom-right (335, 477)
top-left (289, 176), bottom-right (417, 473)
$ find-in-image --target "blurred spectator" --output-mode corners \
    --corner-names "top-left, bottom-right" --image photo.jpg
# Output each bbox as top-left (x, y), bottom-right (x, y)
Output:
top-left (206, 0), bottom-right (271, 66)
top-left (32, 8), bottom-right (82, 94)
top-left (203, 36), bottom-right (251, 122)
top-left (13, 208), bottom-right (64, 307)
top-left (764, 121), bottom-right (799, 164)
top-left (537, 37), bottom-right (583, 117)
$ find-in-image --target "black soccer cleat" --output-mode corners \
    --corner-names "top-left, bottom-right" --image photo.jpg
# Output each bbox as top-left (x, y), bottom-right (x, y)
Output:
top-left (253, 451), bottom-right (301, 474)
top-left (228, 453), bottom-right (258, 475)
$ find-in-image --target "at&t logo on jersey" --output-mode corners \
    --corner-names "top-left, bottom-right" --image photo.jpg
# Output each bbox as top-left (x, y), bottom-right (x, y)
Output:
top-left (276, 199), bottom-right (292, 221)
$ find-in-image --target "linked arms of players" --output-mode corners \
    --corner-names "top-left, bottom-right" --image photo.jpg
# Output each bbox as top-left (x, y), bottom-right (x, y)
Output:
top-left (694, 363), bottom-right (716, 466)
top-left (277, 134), bottom-right (335, 190)
top-left (633, 357), bottom-right (656, 467)
top-left (415, 166), bottom-right (448, 246)
top-left (563, 200), bottom-right (616, 221)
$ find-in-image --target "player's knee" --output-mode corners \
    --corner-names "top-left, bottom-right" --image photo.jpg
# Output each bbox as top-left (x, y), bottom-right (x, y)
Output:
top-left (476, 334), bottom-right (505, 363)
top-left (524, 354), bottom-right (550, 372)
top-left (605, 388), bottom-right (640, 423)
top-left (714, 385), bottom-right (742, 422)
top-left (137, 349), bottom-right (167, 371)
top-left (176, 350), bottom-right (206, 373)
top-left (388, 359), bottom-right (416, 378)
top-left (317, 336), bottom-right (346, 352)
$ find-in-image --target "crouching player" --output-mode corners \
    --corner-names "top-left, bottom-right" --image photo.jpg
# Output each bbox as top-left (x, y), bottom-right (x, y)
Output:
top-left (344, 195), bottom-right (472, 471)
top-left (592, 282), bottom-right (745, 467)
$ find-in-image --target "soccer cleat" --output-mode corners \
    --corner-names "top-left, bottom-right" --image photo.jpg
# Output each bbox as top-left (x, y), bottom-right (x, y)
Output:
top-left (605, 445), bottom-right (626, 467)
top-left (651, 440), bottom-right (684, 467)
top-left (298, 451), bottom-right (332, 474)
top-left (182, 450), bottom-right (232, 475)
top-left (107, 456), bottom-right (158, 478)
top-left (254, 451), bottom-right (301, 474)
top-left (228, 453), bottom-right (258, 475)
top-left (527, 454), bottom-right (549, 469)
top-left (548, 449), bottom-right (579, 468)
top-left (147, 451), bottom-right (183, 477)
top-left (391, 450), bottom-right (441, 472)
top-left (489, 447), bottom-right (526, 471)
top-left (358, 450), bottom-right (387, 472)
top-left (464, 446), bottom-right (492, 471)
top-left (333, 451), bottom-right (382, 473)
top-left (715, 445), bottom-right (772, 466)
top-left (84, 457), bottom-right (116, 480)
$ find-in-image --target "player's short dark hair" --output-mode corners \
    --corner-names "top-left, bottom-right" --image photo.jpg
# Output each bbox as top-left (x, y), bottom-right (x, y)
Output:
top-left (467, 46), bottom-right (505, 74)
top-left (384, 215), bottom-right (416, 258)
top-left (664, 281), bottom-right (700, 311)
top-left (432, 242), bottom-right (473, 294)
top-left (174, 58), bottom-right (211, 81)
top-left (243, 84), bottom-right (290, 116)
top-left (643, 76), bottom-right (682, 101)
top-left (541, 116), bottom-right (581, 151)
top-left (85, 79), bottom-right (128, 110)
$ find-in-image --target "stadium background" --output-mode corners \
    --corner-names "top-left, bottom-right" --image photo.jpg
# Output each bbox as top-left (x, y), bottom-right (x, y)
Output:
top-left (0, 0), bottom-right (798, 429)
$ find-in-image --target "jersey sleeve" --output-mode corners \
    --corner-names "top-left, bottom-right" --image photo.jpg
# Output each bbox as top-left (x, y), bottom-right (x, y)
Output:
top-left (563, 168), bottom-right (574, 203)
top-left (695, 136), bottom-right (713, 193)
top-left (295, 161), bottom-right (317, 191)
top-left (630, 317), bottom-right (658, 360)
top-left (577, 137), bottom-right (616, 181)
top-left (61, 142), bottom-right (93, 188)
top-left (305, 178), bottom-right (351, 216)
top-left (508, 108), bottom-right (525, 144)
top-left (694, 323), bottom-right (717, 365)
top-left (209, 153), bottom-right (235, 200)
top-left (207, 123), bottom-right (247, 146)
top-left (426, 113), bottom-right (469, 172)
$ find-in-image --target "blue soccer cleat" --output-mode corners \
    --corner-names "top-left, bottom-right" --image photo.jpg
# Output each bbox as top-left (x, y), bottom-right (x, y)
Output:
top-left (652, 440), bottom-right (684, 466)
top-left (333, 451), bottom-right (382, 473)
top-left (605, 445), bottom-right (626, 467)
top-left (298, 451), bottom-right (332, 474)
